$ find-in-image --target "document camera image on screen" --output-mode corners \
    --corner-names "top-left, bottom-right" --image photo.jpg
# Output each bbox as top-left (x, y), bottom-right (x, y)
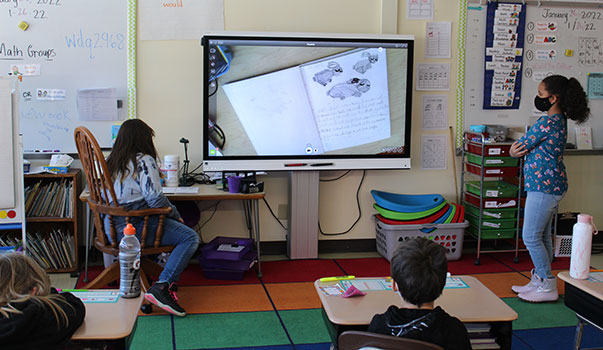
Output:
top-left (202, 33), bottom-right (414, 171)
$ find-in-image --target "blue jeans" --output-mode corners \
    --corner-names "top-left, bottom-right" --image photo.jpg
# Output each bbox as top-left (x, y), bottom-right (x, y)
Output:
top-left (522, 191), bottom-right (563, 279)
top-left (105, 215), bottom-right (199, 284)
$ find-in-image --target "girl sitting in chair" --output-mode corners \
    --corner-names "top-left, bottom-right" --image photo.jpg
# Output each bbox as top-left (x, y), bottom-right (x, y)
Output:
top-left (106, 119), bottom-right (200, 316)
top-left (0, 252), bottom-right (86, 349)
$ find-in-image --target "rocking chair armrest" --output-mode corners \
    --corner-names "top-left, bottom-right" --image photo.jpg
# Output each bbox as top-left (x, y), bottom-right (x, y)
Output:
top-left (124, 206), bottom-right (173, 218)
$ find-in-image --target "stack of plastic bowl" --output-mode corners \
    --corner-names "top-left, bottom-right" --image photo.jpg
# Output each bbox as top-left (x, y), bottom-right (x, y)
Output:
top-left (371, 190), bottom-right (464, 227)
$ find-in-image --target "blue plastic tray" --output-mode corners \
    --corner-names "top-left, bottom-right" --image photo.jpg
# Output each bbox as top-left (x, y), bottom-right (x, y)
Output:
top-left (371, 190), bottom-right (445, 213)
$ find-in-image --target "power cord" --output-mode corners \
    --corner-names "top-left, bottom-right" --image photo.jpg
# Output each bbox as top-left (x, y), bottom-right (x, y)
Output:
top-left (262, 198), bottom-right (288, 231)
top-left (319, 170), bottom-right (366, 236)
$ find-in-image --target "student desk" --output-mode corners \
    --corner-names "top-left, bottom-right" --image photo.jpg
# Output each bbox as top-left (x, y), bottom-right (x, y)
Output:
top-left (71, 292), bottom-right (143, 349)
top-left (315, 276), bottom-right (518, 350)
top-left (80, 184), bottom-right (265, 278)
top-left (558, 271), bottom-right (603, 350)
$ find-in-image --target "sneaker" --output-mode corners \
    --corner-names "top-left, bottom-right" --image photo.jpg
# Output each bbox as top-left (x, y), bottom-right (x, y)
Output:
top-left (511, 269), bottom-right (539, 294)
top-left (145, 282), bottom-right (186, 316)
top-left (518, 275), bottom-right (558, 303)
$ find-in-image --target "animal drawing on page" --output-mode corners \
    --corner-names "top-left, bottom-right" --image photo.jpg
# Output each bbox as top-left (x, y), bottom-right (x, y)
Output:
top-left (353, 51), bottom-right (379, 74)
top-left (326, 78), bottom-right (371, 100)
top-left (312, 61), bottom-right (343, 86)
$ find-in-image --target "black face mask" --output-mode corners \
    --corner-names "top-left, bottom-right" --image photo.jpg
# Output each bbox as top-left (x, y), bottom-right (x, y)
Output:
top-left (534, 95), bottom-right (553, 112)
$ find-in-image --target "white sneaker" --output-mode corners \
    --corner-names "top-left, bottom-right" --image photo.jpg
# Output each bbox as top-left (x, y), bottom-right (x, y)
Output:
top-left (518, 275), bottom-right (558, 303)
top-left (512, 269), bottom-right (539, 294)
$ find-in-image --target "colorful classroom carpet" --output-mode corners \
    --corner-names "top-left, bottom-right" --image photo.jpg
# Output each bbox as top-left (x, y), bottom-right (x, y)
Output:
top-left (76, 253), bottom-right (603, 350)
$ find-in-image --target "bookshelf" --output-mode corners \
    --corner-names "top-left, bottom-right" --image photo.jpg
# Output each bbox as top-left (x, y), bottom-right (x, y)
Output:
top-left (23, 169), bottom-right (81, 273)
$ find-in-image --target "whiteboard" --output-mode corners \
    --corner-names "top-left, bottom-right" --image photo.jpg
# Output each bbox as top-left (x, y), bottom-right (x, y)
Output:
top-left (0, 0), bottom-right (136, 153)
top-left (464, 1), bottom-right (603, 149)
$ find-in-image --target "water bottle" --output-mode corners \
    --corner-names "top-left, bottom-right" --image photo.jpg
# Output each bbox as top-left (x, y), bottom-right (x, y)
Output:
top-left (570, 214), bottom-right (598, 279)
top-left (119, 223), bottom-right (141, 298)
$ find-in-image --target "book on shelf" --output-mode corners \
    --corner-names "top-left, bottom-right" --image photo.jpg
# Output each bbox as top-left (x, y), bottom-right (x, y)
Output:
top-left (24, 179), bottom-right (74, 218)
top-left (25, 229), bottom-right (75, 270)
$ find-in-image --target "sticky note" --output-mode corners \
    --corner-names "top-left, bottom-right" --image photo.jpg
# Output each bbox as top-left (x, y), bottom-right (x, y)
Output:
top-left (565, 49), bottom-right (574, 57)
top-left (18, 21), bottom-right (29, 31)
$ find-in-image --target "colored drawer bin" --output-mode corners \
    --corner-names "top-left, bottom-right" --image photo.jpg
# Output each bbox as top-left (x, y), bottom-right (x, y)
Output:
top-left (464, 203), bottom-right (518, 219)
top-left (464, 193), bottom-right (518, 209)
top-left (465, 132), bottom-right (488, 142)
top-left (464, 181), bottom-right (519, 198)
top-left (466, 153), bottom-right (519, 167)
top-left (466, 213), bottom-right (517, 229)
top-left (466, 142), bottom-right (512, 157)
top-left (465, 163), bottom-right (519, 178)
top-left (467, 225), bottom-right (516, 240)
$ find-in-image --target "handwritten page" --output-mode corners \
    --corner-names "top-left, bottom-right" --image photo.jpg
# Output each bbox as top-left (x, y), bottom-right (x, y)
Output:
top-left (0, 79), bottom-right (15, 208)
top-left (222, 67), bottom-right (324, 155)
top-left (421, 134), bottom-right (447, 170)
top-left (77, 88), bottom-right (119, 121)
top-left (422, 95), bottom-right (447, 130)
top-left (300, 48), bottom-right (391, 152)
top-left (139, 0), bottom-right (224, 40)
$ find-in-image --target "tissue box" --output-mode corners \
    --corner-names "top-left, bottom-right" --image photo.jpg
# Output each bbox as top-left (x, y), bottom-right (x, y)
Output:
top-left (43, 165), bottom-right (69, 174)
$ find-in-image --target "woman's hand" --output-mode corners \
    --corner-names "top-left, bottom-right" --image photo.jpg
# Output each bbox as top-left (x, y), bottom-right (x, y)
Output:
top-left (510, 141), bottom-right (528, 158)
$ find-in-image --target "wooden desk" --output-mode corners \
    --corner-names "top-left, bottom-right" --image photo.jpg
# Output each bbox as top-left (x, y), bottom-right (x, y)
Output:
top-left (71, 292), bottom-right (143, 349)
top-left (80, 184), bottom-right (265, 278)
top-left (315, 276), bottom-right (517, 349)
top-left (558, 271), bottom-right (603, 350)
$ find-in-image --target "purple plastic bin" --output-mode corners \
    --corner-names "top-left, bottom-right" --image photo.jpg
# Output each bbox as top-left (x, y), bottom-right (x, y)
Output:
top-left (201, 236), bottom-right (254, 261)
top-left (199, 249), bottom-right (257, 271)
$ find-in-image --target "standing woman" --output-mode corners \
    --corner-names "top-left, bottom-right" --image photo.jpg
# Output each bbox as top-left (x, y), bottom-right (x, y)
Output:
top-left (106, 119), bottom-right (200, 316)
top-left (510, 75), bottom-right (590, 302)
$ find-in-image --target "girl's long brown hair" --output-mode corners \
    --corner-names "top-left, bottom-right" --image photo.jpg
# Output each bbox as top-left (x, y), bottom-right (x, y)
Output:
top-left (0, 253), bottom-right (71, 327)
top-left (106, 119), bottom-right (158, 182)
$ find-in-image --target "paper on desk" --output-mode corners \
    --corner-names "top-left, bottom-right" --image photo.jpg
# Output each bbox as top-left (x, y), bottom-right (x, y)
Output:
top-left (319, 284), bottom-right (345, 296)
top-left (340, 278), bottom-right (393, 291)
top-left (587, 271), bottom-right (603, 283)
top-left (50, 154), bottom-right (74, 167)
top-left (162, 187), bottom-right (199, 194)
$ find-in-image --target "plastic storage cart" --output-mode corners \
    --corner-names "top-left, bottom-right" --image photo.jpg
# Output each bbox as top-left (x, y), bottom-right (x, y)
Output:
top-left (461, 132), bottom-right (525, 265)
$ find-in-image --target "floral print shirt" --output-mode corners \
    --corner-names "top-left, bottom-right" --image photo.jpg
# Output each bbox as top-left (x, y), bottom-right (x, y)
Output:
top-left (110, 153), bottom-right (181, 220)
top-left (516, 113), bottom-right (567, 195)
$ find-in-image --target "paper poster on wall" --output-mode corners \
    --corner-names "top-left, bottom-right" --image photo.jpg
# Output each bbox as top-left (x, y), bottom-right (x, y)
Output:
top-left (417, 63), bottom-right (450, 91)
top-left (587, 72), bottom-right (603, 99)
top-left (422, 95), bottom-right (447, 130)
top-left (139, 0), bottom-right (224, 40)
top-left (421, 134), bottom-right (446, 170)
top-left (407, 0), bottom-right (433, 20)
top-left (425, 22), bottom-right (451, 59)
top-left (77, 88), bottom-right (119, 121)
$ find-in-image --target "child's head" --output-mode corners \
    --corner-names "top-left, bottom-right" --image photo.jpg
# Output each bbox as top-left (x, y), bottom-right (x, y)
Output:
top-left (107, 119), bottom-right (158, 180)
top-left (390, 237), bottom-right (447, 307)
top-left (0, 253), bottom-right (71, 324)
top-left (539, 75), bottom-right (590, 124)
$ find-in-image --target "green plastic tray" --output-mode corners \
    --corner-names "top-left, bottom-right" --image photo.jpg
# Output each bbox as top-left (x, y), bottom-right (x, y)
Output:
top-left (466, 213), bottom-right (517, 229)
top-left (466, 153), bottom-right (519, 167)
top-left (467, 224), bottom-right (516, 239)
top-left (373, 201), bottom-right (447, 220)
top-left (464, 203), bottom-right (518, 219)
top-left (464, 181), bottom-right (519, 198)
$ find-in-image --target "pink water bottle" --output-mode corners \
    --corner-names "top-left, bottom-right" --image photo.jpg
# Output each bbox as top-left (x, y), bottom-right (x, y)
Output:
top-left (569, 214), bottom-right (598, 279)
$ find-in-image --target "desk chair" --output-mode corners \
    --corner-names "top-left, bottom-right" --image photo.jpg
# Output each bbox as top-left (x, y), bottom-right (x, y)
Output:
top-left (74, 126), bottom-right (175, 291)
top-left (338, 331), bottom-right (443, 350)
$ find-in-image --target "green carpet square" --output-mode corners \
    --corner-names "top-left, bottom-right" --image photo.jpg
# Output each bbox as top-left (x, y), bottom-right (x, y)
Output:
top-left (173, 311), bottom-right (290, 349)
top-left (130, 315), bottom-right (173, 350)
top-left (503, 296), bottom-right (578, 330)
top-left (279, 309), bottom-right (332, 344)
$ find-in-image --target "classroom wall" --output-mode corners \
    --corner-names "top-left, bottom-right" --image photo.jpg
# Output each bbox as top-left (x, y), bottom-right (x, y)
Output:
top-left (136, 0), bottom-right (602, 244)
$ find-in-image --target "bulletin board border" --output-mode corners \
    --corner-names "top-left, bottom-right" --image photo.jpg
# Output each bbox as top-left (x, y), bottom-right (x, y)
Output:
top-left (127, 0), bottom-right (137, 120)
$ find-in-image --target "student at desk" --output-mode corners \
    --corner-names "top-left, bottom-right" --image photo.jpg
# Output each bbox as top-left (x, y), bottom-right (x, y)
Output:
top-left (106, 119), bottom-right (200, 317)
top-left (0, 253), bottom-right (85, 350)
top-left (368, 238), bottom-right (471, 350)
